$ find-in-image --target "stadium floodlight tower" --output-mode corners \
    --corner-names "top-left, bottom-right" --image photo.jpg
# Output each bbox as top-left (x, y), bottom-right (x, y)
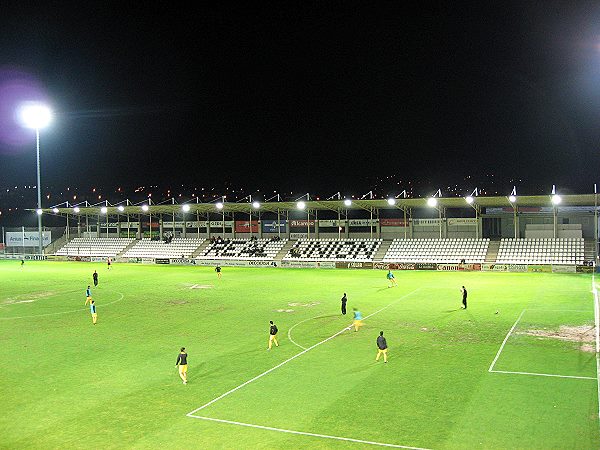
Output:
top-left (551, 185), bottom-right (561, 238)
top-left (465, 188), bottom-right (480, 239)
top-left (427, 189), bottom-right (443, 238)
top-left (295, 193), bottom-right (310, 238)
top-left (18, 102), bottom-right (52, 255)
top-left (507, 187), bottom-right (518, 238)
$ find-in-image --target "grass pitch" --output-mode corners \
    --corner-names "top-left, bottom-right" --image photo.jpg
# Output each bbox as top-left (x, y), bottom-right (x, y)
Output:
top-left (0, 260), bottom-right (598, 449)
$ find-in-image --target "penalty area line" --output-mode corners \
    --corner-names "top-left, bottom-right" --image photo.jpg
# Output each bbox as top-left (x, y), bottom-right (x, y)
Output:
top-left (187, 288), bottom-right (421, 416)
top-left (488, 309), bottom-right (525, 372)
top-left (489, 369), bottom-right (596, 380)
top-left (186, 415), bottom-right (431, 450)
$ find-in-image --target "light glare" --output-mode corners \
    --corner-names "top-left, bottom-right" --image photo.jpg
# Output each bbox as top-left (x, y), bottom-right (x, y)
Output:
top-left (508, 195), bottom-right (517, 203)
top-left (52, 207), bottom-right (59, 213)
top-left (427, 197), bottom-right (438, 207)
top-left (141, 204), bottom-right (149, 212)
top-left (18, 102), bottom-right (52, 129)
top-left (100, 206), bottom-right (108, 214)
top-left (216, 202), bottom-right (224, 210)
top-left (117, 205), bottom-right (125, 212)
top-left (36, 208), bottom-right (43, 215)
top-left (387, 198), bottom-right (396, 206)
top-left (344, 199), bottom-right (352, 206)
top-left (297, 201), bottom-right (306, 210)
top-left (182, 204), bottom-right (190, 212)
top-left (465, 196), bottom-right (474, 204)
top-left (252, 201), bottom-right (260, 209)
top-left (551, 194), bottom-right (562, 205)
top-left (73, 207), bottom-right (80, 213)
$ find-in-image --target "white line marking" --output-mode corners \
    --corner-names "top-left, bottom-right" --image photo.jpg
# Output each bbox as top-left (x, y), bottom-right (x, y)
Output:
top-left (0, 291), bottom-right (125, 320)
top-left (525, 309), bottom-right (591, 313)
top-left (489, 369), bottom-right (596, 380)
top-left (287, 316), bottom-right (318, 350)
top-left (488, 309), bottom-right (526, 372)
top-left (187, 415), bottom-right (431, 450)
top-left (187, 288), bottom-right (421, 416)
top-left (593, 273), bottom-right (600, 425)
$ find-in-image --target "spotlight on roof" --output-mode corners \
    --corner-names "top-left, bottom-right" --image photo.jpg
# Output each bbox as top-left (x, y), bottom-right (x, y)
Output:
top-left (297, 201), bottom-right (306, 210)
top-left (73, 207), bottom-right (80, 213)
top-left (551, 194), bottom-right (562, 205)
top-left (182, 204), bottom-right (190, 212)
top-left (252, 201), bottom-right (260, 209)
top-left (344, 199), bottom-right (352, 206)
top-left (427, 197), bottom-right (438, 207)
top-left (52, 207), bottom-right (59, 213)
top-left (387, 198), bottom-right (396, 206)
top-left (508, 195), bottom-right (517, 203)
top-left (141, 204), bottom-right (149, 212)
top-left (117, 205), bottom-right (125, 212)
top-left (465, 196), bottom-right (474, 205)
top-left (18, 102), bottom-right (53, 129)
top-left (36, 208), bottom-right (43, 215)
top-left (216, 202), bottom-right (224, 210)
top-left (100, 206), bottom-right (108, 214)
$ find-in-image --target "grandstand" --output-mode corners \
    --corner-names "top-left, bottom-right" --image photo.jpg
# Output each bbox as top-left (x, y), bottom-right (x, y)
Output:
top-left (496, 238), bottom-right (585, 265)
top-left (55, 237), bottom-right (134, 257)
top-left (198, 238), bottom-right (287, 260)
top-left (283, 238), bottom-right (381, 261)
top-left (382, 238), bottom-right (489, 263)
top-left (122, 238), bottom-right (205, 259)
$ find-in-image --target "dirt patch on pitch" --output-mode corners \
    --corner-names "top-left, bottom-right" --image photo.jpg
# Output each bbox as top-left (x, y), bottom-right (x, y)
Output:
top-left (519, 325), bottom-right (595, 345)
top-left (167, 300), bottom-right (190, 306)
top-left (288, 301), bottom-right (320, 307)
top-left (275, 309), bottom-right (295, 313)
top-left (186, 284), bottom-right (214, 289)
top-left (2, 291), bottom-right (56, 305)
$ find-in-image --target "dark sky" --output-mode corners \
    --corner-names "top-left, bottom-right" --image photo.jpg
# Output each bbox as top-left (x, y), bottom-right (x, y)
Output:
top-left (1, 2), bottom-right (600, 197)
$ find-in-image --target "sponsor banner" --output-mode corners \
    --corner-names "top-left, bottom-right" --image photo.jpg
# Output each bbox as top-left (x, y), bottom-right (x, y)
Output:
top-left (247, 260), bottom-right (278, 267)
top-left (0, 254), bottom-right (47, 260)
top-left (527, 265), bottom-right (552, 273)
top-left (155, 258), bottom-right (170, 265)
top-left (437, 263), bottom-right (481, 271)
top-left (551, 265), bottom-right (577, 273)
top-left (194, 259), bottom-right (249, 267)
top-left (262, 220), bottom-right (287, 233)
top-left (290, 233), bottom-right (308, 240)
top-left (46, 255), bottom-right (67, 261)
top-left (67, 256), bottom-right (91, 262)
top-left (447, 218), bottom-right (477, 226)
top-left (90, 257), bottom-right (107, 262)
top-left (235, 220), bottom-right (259, 233)
top-left (124, 257), bottom-right (141, 263)
top-left (486, 207), bottom-right (553, 214)
top-left (318, 219), bottom-right (342, 228)
top-left (6, 231), bottom-right (52, 247)
top-left (412, 219), bottom-right (444, 226)
top-left (348, 219), bottom-right (378, 227)
top-left (380, 218), bottom-right (408, 227)
top-left (508, 264), bottom-right (528, 273)
top-left (335, 261), bottom-right (374, 269)
top-left (290, 219), bottom-right (316, 228)
top-left (142, 258), bottom-right (154, 264)
top-left (482, 263), bottom-right (509, 272)
top-left (577, 265), bottom-right (595, 273)
top-left (280, 260), bottom-right (336, 269)
top-left (415, 263), bottom-right (437, 270)
top-left (170, 258), bottom-right (197, 265)
top-left (104, 222), bottom-right (139, 228)
top-left (373, 262), bottom-right (416, 270)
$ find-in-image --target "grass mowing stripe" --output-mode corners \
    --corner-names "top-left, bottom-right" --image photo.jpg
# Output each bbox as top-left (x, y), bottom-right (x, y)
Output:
top-left (488, 309), bottom-right (526, 372)
top-left (187, 287), bottom-right (421, 416)
top-left (186, 415), bottom-right (432, 450)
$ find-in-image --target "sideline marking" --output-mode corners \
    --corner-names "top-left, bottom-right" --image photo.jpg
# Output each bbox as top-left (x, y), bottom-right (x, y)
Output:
top-left (488, 309), bottom-right (525, 372)
top-left (0, 291), bottom-right (125, 320)
top-left (489, 369), bottom-right (596, 380)
top-left (186, 415), bottom-right (431, 449)
top-left (187, 288), bottom-right (420, 416)
top-left (593, 273), bottom-right (600, 424)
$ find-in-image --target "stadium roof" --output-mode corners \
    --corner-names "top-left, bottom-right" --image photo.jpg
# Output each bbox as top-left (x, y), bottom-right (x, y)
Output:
top-left (38, 194), bottom-right (599, 216)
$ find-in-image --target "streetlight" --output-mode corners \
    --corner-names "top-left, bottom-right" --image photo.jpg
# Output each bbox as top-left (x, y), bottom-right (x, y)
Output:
top-left (18, 102), bottom-right (52, 255)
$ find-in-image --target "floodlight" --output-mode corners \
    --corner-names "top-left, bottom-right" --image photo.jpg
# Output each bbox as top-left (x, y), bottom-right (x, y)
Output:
top-left (73, 207), bottom-right (80, 213)
top-left (36, 208), bottom-right (43, 215)
top-left (551, 194), bottom-right (562, 205)
top-left (427, 197), bottom-right (438, 207)
top-left (141, 204), bottom-right (149, 212)
top-left (508, 195), bottom-right (517, 203)
top-left (182, 204), bottom-right (190, 212)
top-left (252, 201), bottom-right (260, 209)
top-left (344, 199), bottom-right (352, 206)
top-left (297, 201), bottom-right (306, 210)
top-left (18, 102), bottom-right (52, 129)
top-left (100, 206), bottom-right (108, 214)
top-left (465, 196), bottom-right (474, 204)
top-left (52, 207), bottom-right (59, 213)
top-left (216, 202), bottom-right (224, 210)
top-left (117, 205), bottom-right (125, 212)
top-left (387, 198), bottom-right (396, 206)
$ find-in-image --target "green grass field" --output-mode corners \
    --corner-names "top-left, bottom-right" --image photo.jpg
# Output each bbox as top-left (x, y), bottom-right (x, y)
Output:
top-left (0, 260), bottom-right (598, 449)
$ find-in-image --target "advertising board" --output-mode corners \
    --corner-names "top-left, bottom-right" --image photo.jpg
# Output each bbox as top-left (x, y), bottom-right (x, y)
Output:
top-left (447, 218), bottom-right (477, 226)
top-left (415, 263), bottom-right (437, 270)
top-left (482, 263), bottom-right (509, 272)
top-left (170, 259), bottom-right (197, 265)
top-left (576, 265), bottom-right (595, 273)
top-left (373, 262), bottom-right (416, 270)
top-left (380, 218), bottom-right (408, 227)
top-left (6, 231), bottom-right (52, 247)
top-left (289, 220), bottom-right (315, 227)
top-left (155, 258), bottom-right (170, 265)
top-left (235, 220), bottom-right (259, 233)
top-left (508, 264), bottom-right (528, 272)
top-left (551, 265), bottom-right (576, 273)
top-left (335, 261), bottom-right (374, 269)
top-left (527, 265), bottom-right (552, 273)
top-left (262, 220), bottom-right (287, 233)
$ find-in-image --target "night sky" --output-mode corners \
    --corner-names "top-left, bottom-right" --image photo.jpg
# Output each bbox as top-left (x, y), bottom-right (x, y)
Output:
top-left (1, 3), bottom-right (600, 199)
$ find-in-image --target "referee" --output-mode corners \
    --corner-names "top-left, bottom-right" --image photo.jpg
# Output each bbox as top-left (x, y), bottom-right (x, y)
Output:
top-left (176, 347), bottom-right (188, 385)
top-left (375, 331), bottom-right (388, 363)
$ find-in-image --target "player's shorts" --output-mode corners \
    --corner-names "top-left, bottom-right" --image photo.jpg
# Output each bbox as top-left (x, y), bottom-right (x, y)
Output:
top-left (269, 334), bottom-right (277, 341)
top-left (86, 296), bottom-right (92, 301)
top-left (353, 320), bottom-right (363, 327)
top-left (179, 364), bottom-right (188, 374)
top-left (377, 348), bottom-right (388, 354)
top-left (91, 313), bottom-right (97, 318)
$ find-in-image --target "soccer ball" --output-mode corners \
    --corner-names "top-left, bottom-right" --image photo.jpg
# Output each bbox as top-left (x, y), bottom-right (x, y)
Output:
top-left (495, 311), bottom-right (499, 315)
